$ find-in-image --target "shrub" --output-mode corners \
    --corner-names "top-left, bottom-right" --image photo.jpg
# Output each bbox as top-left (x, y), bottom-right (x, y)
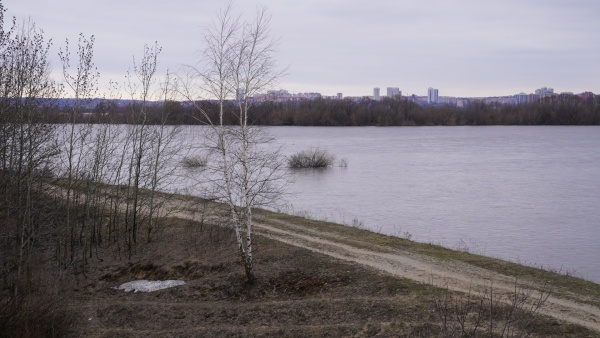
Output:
top-left (431, 280), bottom-right (551, 337)
top-left (0, 292), bottom-right (75, 338)
top-left (288, 148), bottom-right (335, 169)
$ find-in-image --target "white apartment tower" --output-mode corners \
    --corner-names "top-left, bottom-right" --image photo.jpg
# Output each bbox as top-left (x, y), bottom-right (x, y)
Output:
top-left (427, 87), bottom-right (439, 104)
top-left (535, 87), bottom-right (554, 98)
top-left (387, 87), bottom-right (401, 98)
top-left (373, 87), bottom-right (380, 101)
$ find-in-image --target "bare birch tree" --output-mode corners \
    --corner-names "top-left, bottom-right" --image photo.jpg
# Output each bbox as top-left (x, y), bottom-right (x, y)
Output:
top-left (182, 3), bottom-right (286, 283)
top-left (58, 32), bottom-right (99, 267)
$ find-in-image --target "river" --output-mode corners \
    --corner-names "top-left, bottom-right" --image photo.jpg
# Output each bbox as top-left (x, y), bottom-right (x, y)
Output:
top-left (256, 126), bottom-right (599, 284)
top-left (95, 125), bottom-right (597, 283)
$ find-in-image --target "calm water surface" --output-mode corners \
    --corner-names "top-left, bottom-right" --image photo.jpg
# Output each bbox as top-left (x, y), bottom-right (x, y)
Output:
top-left (264, 126), bottom-right (600, 284)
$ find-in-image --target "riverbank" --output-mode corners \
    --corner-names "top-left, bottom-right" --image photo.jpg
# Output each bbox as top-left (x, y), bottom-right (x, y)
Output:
top-left (54, 192), bottom-right (600, 337)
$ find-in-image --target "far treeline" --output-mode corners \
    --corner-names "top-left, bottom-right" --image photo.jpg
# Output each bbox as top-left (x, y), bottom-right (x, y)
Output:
top-left (49, 94), bottom-right (600, 126)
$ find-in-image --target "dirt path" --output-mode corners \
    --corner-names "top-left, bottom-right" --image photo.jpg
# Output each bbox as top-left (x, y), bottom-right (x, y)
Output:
top-left (258, 220), bottom-right (600, 332)
top-left (166, 204), bottom-right (600, 333)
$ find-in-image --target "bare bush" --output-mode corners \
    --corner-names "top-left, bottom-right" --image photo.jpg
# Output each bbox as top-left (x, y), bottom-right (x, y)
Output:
top-left (0, 282), bottom-right (76, 338)
top-left (431, 280), bottom-right (551, 337)
top-left (288, 148), bottom-right (335, 169)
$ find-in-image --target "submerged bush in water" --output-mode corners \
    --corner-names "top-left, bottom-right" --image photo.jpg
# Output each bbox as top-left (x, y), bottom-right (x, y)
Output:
top-left (181, 155), bottom-right (207, 168)
top-left (288, 148), bottom-right (335, 169)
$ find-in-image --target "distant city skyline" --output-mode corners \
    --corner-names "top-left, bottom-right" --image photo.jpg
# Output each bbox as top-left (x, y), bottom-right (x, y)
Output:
top-left (299, 85), bottom-right (591, 100)
top-left (263, 86), bottom-right (595, 107)
top-left (5, 0), bottom-right (600, 98)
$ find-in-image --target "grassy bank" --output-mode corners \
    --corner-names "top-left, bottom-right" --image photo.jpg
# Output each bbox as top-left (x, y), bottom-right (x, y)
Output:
top-left (5, 185), bottom-right (599, 337)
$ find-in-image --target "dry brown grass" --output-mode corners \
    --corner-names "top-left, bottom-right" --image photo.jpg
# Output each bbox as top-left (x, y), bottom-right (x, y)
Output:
top-left (56, 216), bottom-right (598, 337)
top-left (4, 183), bottom-right (597, 337)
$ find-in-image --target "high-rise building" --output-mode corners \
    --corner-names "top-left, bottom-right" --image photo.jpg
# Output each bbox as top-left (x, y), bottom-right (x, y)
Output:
top-left (427, 87), bottom-right (439, 104)
top-left (535, 87), bottom-right (554, 97)
top-left (514, 92), bottom-right (529, 104)
top-left (528, 94), bottom-right (541, 103)
top-left (337, 93), bottom-right (343, 100)
top-left (373, 87), bottom-right (380, 101)
top-left (387, 87), bottom-right (401, 98)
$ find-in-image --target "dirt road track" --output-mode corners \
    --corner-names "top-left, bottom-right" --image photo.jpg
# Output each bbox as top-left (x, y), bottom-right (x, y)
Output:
top-left (253, 219), bottom-right (600, 332)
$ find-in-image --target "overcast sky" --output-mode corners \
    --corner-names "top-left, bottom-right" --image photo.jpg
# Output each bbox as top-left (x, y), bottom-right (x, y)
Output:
top-left (5, 0), bottom-right (600, 98)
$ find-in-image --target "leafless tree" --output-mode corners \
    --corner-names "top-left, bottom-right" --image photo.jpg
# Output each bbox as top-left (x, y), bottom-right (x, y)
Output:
top-left (58, 32), bottom-right (99, 267)
top-left (182, 3), bottom-right (286, 283)
top-left (145, 71), bottom-right (184, 241)
top-left (0, 13), bottom-right (61, 299)
top-left (122, 42), bottom-right (161, 253)
top-left (121, 42), bottom-right (184, 252)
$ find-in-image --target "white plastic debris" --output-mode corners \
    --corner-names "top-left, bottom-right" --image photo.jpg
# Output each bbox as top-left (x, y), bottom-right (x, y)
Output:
top-left (115, 280), bottom-right (186, 292)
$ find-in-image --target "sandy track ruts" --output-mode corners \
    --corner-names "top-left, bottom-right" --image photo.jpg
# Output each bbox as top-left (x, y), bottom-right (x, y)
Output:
top-left (165, 205), bottom-right (600, 332)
